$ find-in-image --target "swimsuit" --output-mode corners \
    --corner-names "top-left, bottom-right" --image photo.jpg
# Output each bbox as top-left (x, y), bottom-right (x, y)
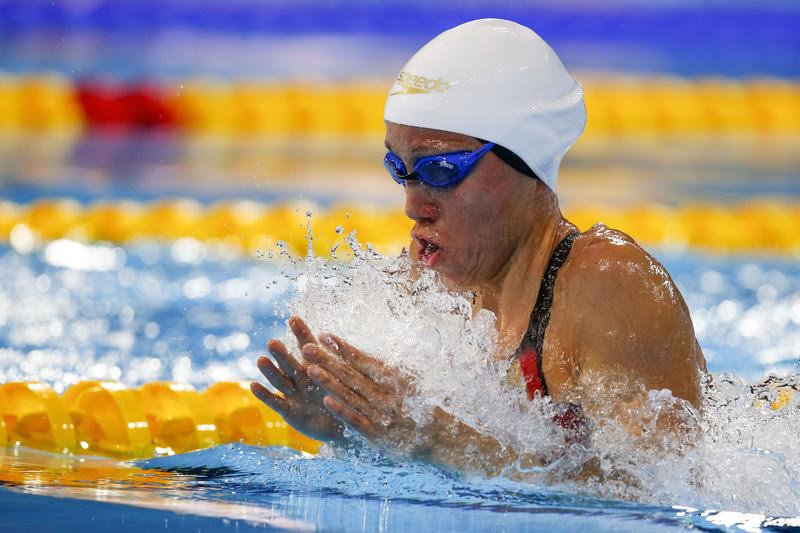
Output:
top-left (512, 231), bottom-right (585, 436)
top-left (514, 231), bottom-right (579, 399)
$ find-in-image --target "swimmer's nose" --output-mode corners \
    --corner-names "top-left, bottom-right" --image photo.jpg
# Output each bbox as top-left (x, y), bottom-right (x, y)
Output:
top-left (404, 181), bottom-right (439, 223)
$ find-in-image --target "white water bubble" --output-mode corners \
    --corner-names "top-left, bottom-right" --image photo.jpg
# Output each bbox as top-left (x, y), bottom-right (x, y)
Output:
top-left (36, 274), bottom-right (51, 293)
top-left (208, 363), bottom-right (238, 382)
top-left (237, 356), bottom-right (256, 375)
top-left (717, 300), bottom-right (740, 322)
top-left (219, 278), bottom-right (253, 300)
top-left (45, 240), bottom-right (124, 271)
top-left (203, 334), bottom-right (217, 350)
top-left (737, 264), bottom-right (763, 290)
top-left (183, 276), bottom-right (211, 299)
top-left (48, 320), bottom-right (64, 338)
top-left (691, 310), bottom-right (708, 336)
top-left (144, 322), bottom-right (160, 339)
top-left (106, 330), bottom-right (134, 352)
top-left (119, 305), bottom-right (135, 326)
top-left (756, 284), bottom-right (778, 305)
top-left (172, 355), bottom-right (193, 381)
top-left (737, 316), bottom-right (761, 338)
top-left (232, 332), bottom-right (250, 351)
top-left (790, 301), bottom-right (800, 325)
top-left (172, 238), bottom-right (207, 265)
top-left (9, 224), bottom-right (36, 254)
top-left (765, 270), bottom-right (788, 293)
top-left (700, 270), bottom-right (725, 294)
top-left (287, 248), bottom-right (561, 464)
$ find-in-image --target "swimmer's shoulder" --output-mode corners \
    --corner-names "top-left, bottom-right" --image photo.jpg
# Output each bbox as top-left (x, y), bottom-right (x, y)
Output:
top-left (543, 224), bottom-right (661, 398)
top-left (556, 223), bottom-right (687, 333)
top-left (557, 224), bottom-right (706, 406)
top-left (561, 223), bottom-right (661, 289)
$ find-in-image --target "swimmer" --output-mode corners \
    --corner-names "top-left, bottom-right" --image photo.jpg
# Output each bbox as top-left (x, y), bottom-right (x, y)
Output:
top-left (251, 19), bottom-right (707, 474)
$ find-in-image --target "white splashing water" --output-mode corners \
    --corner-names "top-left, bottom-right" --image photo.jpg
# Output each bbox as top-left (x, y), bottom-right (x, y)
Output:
top-left (284, 238), bottom-right (800, 516)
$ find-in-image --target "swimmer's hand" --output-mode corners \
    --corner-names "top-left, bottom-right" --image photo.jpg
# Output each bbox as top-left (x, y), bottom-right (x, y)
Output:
top-left (250, 317), bottom-right (345, 443)
top-left (301, 334), bottom-right (516, 475)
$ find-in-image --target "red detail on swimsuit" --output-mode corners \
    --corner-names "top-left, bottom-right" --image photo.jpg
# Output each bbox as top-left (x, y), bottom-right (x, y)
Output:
top-left (520, 347), bottom-right (587, 442)
top-left (519, 346), bottom-right (544, 400)
top-left (553, 405), bottom-right (585, 437)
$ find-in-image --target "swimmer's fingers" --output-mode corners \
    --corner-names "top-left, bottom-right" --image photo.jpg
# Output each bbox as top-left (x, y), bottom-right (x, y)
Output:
top-left (320, 334), bottom-right (387, 381)
top-left (302, 344), bottom-right (384, 400)
top-left (289, 316), bottom-right (318, 350)
top-left (323, 395), bottom-right (380, 441)
top-left (306, 364), bottom-right (382, 423)
top-left (268, 339), bottom-right (305, 382)
top-left (256, 356), bottom-right (295, 395)
top-left (250, 382), bottom-right (290, 418)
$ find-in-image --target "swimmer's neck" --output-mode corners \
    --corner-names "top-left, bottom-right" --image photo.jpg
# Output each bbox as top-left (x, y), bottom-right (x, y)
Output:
top-left (473, 212), bottom-right (574, 354)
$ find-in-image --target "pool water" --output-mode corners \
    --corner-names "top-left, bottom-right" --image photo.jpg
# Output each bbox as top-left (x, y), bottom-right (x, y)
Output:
top-left (4, 443), bottom-right (788, 533)
top-left (0, 238), bottom-right (798, 531)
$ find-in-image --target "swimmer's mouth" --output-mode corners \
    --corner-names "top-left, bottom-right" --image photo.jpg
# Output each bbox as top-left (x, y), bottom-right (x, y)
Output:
top-left (415, 237), bottom-right (442, 267)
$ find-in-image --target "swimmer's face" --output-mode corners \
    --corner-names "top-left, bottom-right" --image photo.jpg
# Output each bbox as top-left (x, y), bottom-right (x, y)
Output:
top-left (385, 122), bottom-right (540, 289)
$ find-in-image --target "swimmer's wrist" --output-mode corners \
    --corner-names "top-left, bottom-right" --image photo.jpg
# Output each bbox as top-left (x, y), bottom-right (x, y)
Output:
top-left (410, 415), bottom-right (517, 476)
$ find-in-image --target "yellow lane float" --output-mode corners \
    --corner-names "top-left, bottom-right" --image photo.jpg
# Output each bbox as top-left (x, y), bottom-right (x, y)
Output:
top-left (64, 381), bottom-right (153, 458)
top-left (2, 199), bottom-right (798, 255)
top-left (138, 381), bottom-right (219, 455)
top-left (0, 381), bottom-right (321, 459)
top-left (0, 378), bottom-right (791, 460)
top-left (204, 382), bottom-right (319, 454)
top-left (1, 75), bottom-right (799, 137)
top-left (0, 382), bottom-right (77, 453)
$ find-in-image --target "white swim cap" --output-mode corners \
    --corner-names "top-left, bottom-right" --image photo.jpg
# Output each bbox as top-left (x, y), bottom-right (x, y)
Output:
top-left (384, 18), bottom-right (586, 193)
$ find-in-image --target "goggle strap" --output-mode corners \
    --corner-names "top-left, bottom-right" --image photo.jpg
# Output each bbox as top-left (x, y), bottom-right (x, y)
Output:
top-left (477, 139), bottom-right (539, 179)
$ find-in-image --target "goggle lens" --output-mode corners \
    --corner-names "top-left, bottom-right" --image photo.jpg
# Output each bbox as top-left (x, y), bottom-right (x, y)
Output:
top-left (383, 142), bottom-right (494, 188)
top-left (383, 153), bottom-right (406, 184)
top-left (417, 159), bottom-right (460, 186)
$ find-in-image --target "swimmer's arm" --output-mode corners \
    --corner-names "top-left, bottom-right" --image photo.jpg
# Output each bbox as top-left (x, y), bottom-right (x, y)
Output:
top-left (299, 334), bottom-right (533, 476)
top-left (563, 240), bottom-right (705, 436)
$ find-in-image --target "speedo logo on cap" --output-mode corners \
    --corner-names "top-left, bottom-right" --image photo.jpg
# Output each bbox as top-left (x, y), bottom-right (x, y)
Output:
top-left (390, 71), bottom-right (450, 96)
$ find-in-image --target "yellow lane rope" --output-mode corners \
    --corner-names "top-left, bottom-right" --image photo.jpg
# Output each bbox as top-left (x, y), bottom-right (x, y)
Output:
top-left (0, 74), bottom-right (798, 136)
top-left (0, 381), bottom-right (320, 458)
top-left (0, 379), bottom-right (793, 460)
top-left (1, 199), bottom-right (799, 255)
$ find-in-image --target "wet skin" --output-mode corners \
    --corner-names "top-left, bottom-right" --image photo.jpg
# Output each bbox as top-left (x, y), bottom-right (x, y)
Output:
top-left (251, 123), bottom-right (708, 475)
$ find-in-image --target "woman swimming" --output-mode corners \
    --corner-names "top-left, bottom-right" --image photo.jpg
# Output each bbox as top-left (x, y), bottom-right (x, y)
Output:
top-left (251, 19), bottom-right (707, 475)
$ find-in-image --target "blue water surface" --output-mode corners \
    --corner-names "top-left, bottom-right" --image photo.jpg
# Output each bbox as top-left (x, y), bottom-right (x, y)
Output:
top-left (0, 241), bottom-right (798, 531)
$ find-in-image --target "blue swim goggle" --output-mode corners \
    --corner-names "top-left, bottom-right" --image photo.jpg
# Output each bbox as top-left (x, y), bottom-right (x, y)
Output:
top-left (384, 142), bottom-right (496, 188)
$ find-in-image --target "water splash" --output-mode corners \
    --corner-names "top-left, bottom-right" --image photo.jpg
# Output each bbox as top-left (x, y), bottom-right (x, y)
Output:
top-left (284, 238), bottom-right (800, 516)
top-left (0, 235), bottom-right (798, 518)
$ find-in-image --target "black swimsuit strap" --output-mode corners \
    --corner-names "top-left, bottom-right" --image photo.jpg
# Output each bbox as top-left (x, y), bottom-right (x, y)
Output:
top-left (517, 231), bottom-right (580, 396)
